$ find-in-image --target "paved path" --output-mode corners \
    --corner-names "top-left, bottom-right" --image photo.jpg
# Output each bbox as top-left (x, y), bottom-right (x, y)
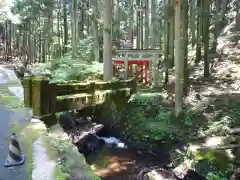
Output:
top-left (0, 66), bottom-right (28, 180)
top-left (0, 107), bottom-right (29, 180)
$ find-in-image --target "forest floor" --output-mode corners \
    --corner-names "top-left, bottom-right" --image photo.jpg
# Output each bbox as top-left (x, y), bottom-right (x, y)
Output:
top-left (125, 35), bottom-right (240, 179)
top-left (156, 41), bottom-right (240, 178)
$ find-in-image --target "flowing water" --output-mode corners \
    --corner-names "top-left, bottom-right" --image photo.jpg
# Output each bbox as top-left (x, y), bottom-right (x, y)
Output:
top-left (86, 136), bottom-right (170, 180)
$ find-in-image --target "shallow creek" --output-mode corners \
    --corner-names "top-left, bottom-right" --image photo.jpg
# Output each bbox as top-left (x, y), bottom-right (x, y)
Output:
top-left (86, 136), bottom-right (167, 179)
top-left (60, 111), bottom-right (175, 180)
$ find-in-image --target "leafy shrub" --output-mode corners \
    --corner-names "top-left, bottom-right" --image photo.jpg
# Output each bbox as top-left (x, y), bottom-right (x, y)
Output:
top-left (25, 36), bottom-right (104, 83)
top-left (123, 93), bottom-right (180, 143)
top-left (206, 172), bottom-right (228, 180)
top-left (76, 37), bottom-right (94, 62)
top-left (26, 56), bottom-right (104, 83)
top-left (49, 56), bottom-right (103, 83)
top-left (194, 150), bottom-right (233, 180)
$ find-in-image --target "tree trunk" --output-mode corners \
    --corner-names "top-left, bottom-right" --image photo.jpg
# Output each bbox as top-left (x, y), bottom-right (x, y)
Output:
top-left (140, 0), bottom-right (144, 49)
top-left (203, 0), bottom-right (210, 77)
top-left (163, 0), bottom-right (170, 84)
top-left (8, 21), bottom-right (12, 58)
top-left (150, 0), bottom-right (157, 48)
top-left (168, 0), bottom-right (175, 68)
top-left (57, 0), bottom-right (61, 57)
top-left (71, 0), bottom-right (78, 58)
top-left (174, 0), bottom-right (184, 118)
top-left (63, 0), bottom-right (68, 54)
top-left (235, 1), bottom-right (240, 30)
top-left (114, 0), bottom-right (121, 48)
top-left (128, 0), bottom-right (134, 43)
top-left (27, 21), bottom-right (32, 64)
top-left (90, 0), bottom-right (100, 62)
top-left (212, 0), bottom-right (220, 52)
top-left (183, 0), bottom-right (189, 96)
top-left (103, 0), bottom-right (113, 81)
top-left (195, 0), bottom-right (202, 63)
top-left (136, 0), bottom-right (141, 48)
top-left (144, 0), bottom-right (149, 48)
top-left (150, 0), bottom-right (159, 87)
top-left (190, 0), bottom-right (196, 47)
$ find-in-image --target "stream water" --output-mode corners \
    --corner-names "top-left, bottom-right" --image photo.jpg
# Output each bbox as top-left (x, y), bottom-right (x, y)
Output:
top-left (85, 136), bottom-right (171, 180)
top-left (59, 109), bottom-right (177, 180)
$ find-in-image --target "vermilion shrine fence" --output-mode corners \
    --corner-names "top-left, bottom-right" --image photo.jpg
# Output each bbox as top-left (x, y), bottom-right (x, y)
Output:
top-left (112, 49), bottom-right (163, 86)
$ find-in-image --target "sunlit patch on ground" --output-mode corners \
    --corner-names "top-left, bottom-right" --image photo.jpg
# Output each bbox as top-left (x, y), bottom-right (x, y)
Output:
top-left (204, 136), bottom-right (225, 147)
top-left (89, 151), bottom-right (131, 178)
top-left (87, 148), bottom-right (164, 180)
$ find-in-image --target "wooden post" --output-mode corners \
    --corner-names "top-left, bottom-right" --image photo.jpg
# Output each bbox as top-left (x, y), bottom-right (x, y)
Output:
top-left (149, 56), bottom-right (153, 85)
top-left (23, 76), bottom-right (32, 108)
top-left (151, 54), bottom-right (158, 87)
top-left (32, 77), bottom-right (50, 116)
top-left (136, 64), bottom-right (139, 79)
top-left (31, 77), bottom-right (57, 126)
top-left (124, 52), bottom-right (128, 79)
top-left (89, 81), bottom-right (96, 105)
top-left (144, 62), bottom-right (148, 84)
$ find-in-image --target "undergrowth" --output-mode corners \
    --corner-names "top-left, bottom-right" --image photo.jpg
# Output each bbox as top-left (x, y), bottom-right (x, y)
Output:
top-left (123, 93), bottom-right (181, 143)
top-left (28, 57), bottom-right (104, 83)
top-left (26, 37), bottom-right (104, 83)
top-left (124, 92), bottom-right (239, 180)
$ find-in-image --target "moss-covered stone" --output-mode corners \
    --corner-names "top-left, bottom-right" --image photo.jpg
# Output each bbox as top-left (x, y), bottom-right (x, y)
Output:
top-left (22, 76), bottom-right (33, 108)
top-left (14, 119), bottom-right (100, 180)
top-left (43, 124), bottom-right (100, 180)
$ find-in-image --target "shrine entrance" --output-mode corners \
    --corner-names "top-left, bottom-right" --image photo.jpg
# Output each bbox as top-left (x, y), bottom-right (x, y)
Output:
top-left (112, 49), bottom-right (163, 87)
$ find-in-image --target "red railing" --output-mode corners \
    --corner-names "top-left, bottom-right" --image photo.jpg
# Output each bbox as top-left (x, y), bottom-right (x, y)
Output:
top-left (112, 58), bottom-right (149, 83)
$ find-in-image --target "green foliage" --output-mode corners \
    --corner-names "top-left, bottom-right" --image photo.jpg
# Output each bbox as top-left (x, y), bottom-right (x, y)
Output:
top-left (227, 106), bottom-right (240, 126)
top-left (27, 56), bottom-right (104, 83)
top-left (170, 147), bottom-right (233, 180)
top-left (0, 0), bottom-right (20, 23)
top-left (196, 101), bottom-right (240, 137)
top-left (195, 150), bottom-right (233, 177)
top-left (49, 57), bottom-right (103, 83)
top-left (198, 116), bottom-right (232, 137)
top-left (76, 37), bottom-right (94, 62)
top-left (124, 93), bottom-right (180, 143)
top-left (206, 172), bottom-right (228, 180)
top-left (129, 93), bottom-right (161, 106)
top-left (28, 36), bottom-right (104, 83)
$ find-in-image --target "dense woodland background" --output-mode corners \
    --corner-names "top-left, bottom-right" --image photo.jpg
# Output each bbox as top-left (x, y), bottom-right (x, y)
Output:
top-left (0, 0), bottom-right (240, 118)
top-left (0, 0), bottom-right (240, 179)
